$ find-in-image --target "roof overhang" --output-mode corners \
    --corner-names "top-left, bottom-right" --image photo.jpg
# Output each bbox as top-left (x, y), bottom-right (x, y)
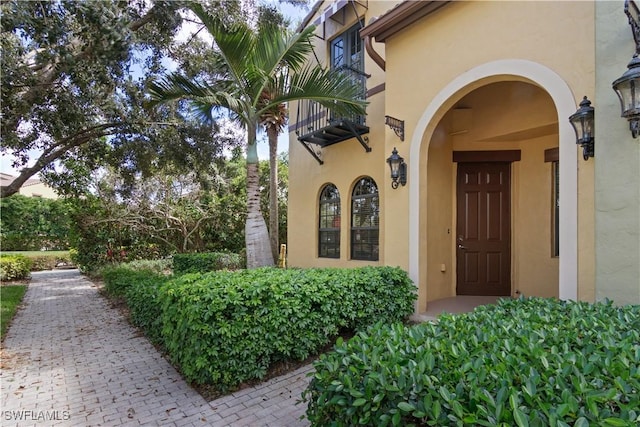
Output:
top-left (360, 0), bottom-right (451, 43)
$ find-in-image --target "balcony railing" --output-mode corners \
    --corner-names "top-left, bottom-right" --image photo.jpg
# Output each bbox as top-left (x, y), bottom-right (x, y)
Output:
top-left (295, 66), bottom-right (370, 164)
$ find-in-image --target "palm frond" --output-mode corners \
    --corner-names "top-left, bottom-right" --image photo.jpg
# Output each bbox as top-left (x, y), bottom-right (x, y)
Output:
top-left (259, 65), bottom-right (367, 118)
top-left (188, 3), bottom-right (256, 91)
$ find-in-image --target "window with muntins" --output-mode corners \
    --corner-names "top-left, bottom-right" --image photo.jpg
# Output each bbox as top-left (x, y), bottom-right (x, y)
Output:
top-left (319, 184), bottom-right (341, 258)
top-left (351, 177), bottom-right (379, 261)
top-left (330, 22), bottom-right (364, 72)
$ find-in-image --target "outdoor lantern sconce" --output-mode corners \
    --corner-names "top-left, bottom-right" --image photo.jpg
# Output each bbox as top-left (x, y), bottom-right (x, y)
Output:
top-left (569, 96), bottom-right (595, 161)
top-left (386, 147), bottom-right (407, 189)
top-left (612, 0), bottom-right (640, 138)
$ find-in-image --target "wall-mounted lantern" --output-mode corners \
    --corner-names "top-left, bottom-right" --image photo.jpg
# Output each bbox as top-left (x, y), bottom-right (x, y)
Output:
top-left (612, 0), bottom-right (640, 138)
top-left (386, 147), bottom-right (407, 189)
top-left (569, 96), bottom-right (595, 160)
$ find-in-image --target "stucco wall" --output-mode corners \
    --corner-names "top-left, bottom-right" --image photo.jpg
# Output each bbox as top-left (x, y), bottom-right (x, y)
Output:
top-left (288, 1), bottom-right (603, 308)
top-left (595, 2), bottom-right (640, 304)
top-left (288, 0), bottom-right (401, 268)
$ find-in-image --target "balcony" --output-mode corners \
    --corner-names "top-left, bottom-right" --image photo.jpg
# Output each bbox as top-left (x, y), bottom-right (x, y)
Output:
top-left (295, 66), bottom-right (370, 164)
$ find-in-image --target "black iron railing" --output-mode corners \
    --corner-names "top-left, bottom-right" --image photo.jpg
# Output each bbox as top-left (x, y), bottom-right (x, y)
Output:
top-left (295, 66), bottom-right (368, 138)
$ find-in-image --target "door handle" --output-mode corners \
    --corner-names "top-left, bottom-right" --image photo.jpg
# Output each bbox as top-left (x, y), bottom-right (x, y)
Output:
top-left (458, 244), bottom-right (467, 250)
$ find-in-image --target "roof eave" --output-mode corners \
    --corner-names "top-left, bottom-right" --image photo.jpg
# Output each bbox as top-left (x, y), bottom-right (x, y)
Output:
top-left (360, 0), bottom-right (451, 42)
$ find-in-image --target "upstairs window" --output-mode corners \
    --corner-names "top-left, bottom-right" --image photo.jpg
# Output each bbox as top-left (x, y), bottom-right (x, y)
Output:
top-left (330, 22), bottom-right (364, 73)
top-left (351, 177), bottom-right (379, 261)
top-left (319, 184), bottom-right (341, 258)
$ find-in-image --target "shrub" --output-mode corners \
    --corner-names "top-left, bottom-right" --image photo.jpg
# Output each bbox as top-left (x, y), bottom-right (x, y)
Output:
top-left (28, 253), bottom-right (73, 271)
top-left (159, 266), bottom-right (416, 392)
top-left (0, 255), bottom-right (32, 281)
top-left (172, 252), bottom-right (244, 274)
top-left (124, 273), bottom-right (169, 345)
top-left (303, 297), bottom-right (640, 427)
top-left (100, 259), bottom-right (171, 297)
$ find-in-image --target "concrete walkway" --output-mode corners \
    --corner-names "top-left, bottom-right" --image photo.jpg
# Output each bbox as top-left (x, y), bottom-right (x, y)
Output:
top-left (1, 270), bottom-right (311, 426)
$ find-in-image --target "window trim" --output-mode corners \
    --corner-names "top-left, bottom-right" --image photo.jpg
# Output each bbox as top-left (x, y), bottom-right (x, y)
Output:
top-left (545, 148), bottom-right (560, 258)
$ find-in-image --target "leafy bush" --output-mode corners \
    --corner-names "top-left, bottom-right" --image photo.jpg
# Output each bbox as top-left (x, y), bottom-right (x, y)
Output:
top-left (172, 252), bottom-right (244, 274)
top-left (159, 266), bottom-right (416, 392)
top-left (0, 255), bottom-right (32, 281)
top-left (28, 253), bottom-right (73, 271)
top-left (100, 259), bottom-right (171, 297)
top-left (0, 194), bottom-right (71, 251)
top-left (124, 273), bottom-right (169, 345)
top-left (303, 297), bottom-right (640, 427)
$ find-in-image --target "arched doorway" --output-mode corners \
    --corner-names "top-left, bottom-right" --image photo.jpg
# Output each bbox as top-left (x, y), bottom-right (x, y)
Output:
top-left (408, 60), bottom-right (577, 312)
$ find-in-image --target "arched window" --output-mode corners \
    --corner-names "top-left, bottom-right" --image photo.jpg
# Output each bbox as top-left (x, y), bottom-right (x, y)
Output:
top-left (319, 184), bottom-right (341, 258)
top-left (351, 177), bottom-right (379, 261)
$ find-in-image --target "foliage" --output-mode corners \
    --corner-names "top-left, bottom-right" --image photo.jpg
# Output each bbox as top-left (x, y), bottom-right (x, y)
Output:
top-left (125, 275), bottom-right (168, 345)
top-left (0, 194), bottom-right (71, 250)
top-left (158, 266), bottom-right (415, 392)
top-left (148, 3), bottom-right (366, 268)
top-left (25, 254), bottom-right (73, 271)
top-left (99, 260), bottom-right (170, 343)
top-left (172, 252), bottom-right (244, 274)
top-left (0, 251), bottom-right (72, 271)
top-left (303, 297), bottom-right (640, 427)
top-left (1, 285), bottom-right (27, 339)
top-left (99, 259), bottom-right (170, 297)
top-left (67, 154), bottom-right (286, 273)
top-left (0, 255), bottom-right (32, 281)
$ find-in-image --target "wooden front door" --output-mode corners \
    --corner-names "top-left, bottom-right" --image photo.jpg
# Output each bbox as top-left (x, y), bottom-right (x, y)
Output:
top-left (456, 162), bottom-right (511, 296)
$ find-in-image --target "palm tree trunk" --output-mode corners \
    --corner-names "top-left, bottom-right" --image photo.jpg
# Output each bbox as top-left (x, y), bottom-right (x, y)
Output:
top-left (245, 122), bottom-right (274, 268)
top-left (267, 125), bottom-right (279, 263)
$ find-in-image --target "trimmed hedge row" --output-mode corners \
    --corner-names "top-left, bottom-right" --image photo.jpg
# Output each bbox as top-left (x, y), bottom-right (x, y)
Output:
top-left (159, 267), bottom-right (416, 391)
top-left (100, 259), bottom-right (171, 297)
top-left (172, 252), bottom-right (243, 274)
top-left (28, 253), bottom-right (73, 271)
top-left (303, 297), bottom-right (640, 427)
top-left (0, 255), bottom-right (32, 281)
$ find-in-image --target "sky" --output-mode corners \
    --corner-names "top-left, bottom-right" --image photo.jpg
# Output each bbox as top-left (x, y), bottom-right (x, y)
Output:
top-left (0, 1), bottom-right (310, 177)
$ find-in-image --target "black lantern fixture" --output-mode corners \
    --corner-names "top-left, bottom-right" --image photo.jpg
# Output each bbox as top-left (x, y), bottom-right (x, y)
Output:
top-left (569, 96), bottom-right (595, 160)
top-left (386, 147), bottom-right (407, 189)
top-left (612, 0), bottom-right (640, 138)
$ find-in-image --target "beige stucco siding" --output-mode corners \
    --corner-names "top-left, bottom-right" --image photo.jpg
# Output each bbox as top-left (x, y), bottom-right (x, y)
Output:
top-left (594, 1), bottom-right (640, 304)
top-left (288, 0), bottom-right (617, 307)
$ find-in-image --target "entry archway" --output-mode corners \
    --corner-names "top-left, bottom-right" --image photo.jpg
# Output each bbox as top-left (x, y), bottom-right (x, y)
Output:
top-left (408, 59), bottom-right (578, 312)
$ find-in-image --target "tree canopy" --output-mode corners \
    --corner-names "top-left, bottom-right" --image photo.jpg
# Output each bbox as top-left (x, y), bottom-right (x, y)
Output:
top-left (0, 0), bottom-right (248, 198)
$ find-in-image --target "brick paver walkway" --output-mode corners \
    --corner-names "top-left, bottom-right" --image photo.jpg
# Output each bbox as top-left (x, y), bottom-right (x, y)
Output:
top-left (1, 270), bottom-right (312, 426)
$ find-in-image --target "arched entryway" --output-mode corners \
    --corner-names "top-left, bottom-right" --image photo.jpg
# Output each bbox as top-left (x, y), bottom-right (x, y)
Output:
top-left (408, 60), bottom-right (578, 313)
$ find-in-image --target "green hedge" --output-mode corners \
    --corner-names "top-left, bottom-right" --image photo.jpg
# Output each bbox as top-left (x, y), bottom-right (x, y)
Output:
top-left (124, 273), bottom-right (169, 345)
top-left (100, 259), bottom-right (171, 297)
top-left (172, 252), bottom-right (243, 274)
top-left (303, 297), bottom-right (640, 427)
top-left (100, 260), bottom-right (171, 343)
top-left (0, 255), bottom-right (32, 281)
top-left (28, 253), bottom-right (73, 271)
top-left (159, 266), bottom-right (416, 392)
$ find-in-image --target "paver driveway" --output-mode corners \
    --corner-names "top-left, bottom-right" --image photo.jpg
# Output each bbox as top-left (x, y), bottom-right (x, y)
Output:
top-left (1, 270), bottom-right (311, 426)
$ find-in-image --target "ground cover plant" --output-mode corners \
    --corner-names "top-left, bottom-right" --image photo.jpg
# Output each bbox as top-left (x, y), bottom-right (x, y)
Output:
top-left (159, 266), bottom-right (416, 392)
top-left (303, 297), bottom-right (640, 427)
top-left (1, 285), bottom-right (27, 339)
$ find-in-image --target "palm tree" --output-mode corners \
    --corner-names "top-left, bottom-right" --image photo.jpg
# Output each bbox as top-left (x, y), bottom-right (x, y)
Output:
top-left (148, 4), bottom-right (366, 268)
top-left (259, 88), bottom-right (287, 262)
